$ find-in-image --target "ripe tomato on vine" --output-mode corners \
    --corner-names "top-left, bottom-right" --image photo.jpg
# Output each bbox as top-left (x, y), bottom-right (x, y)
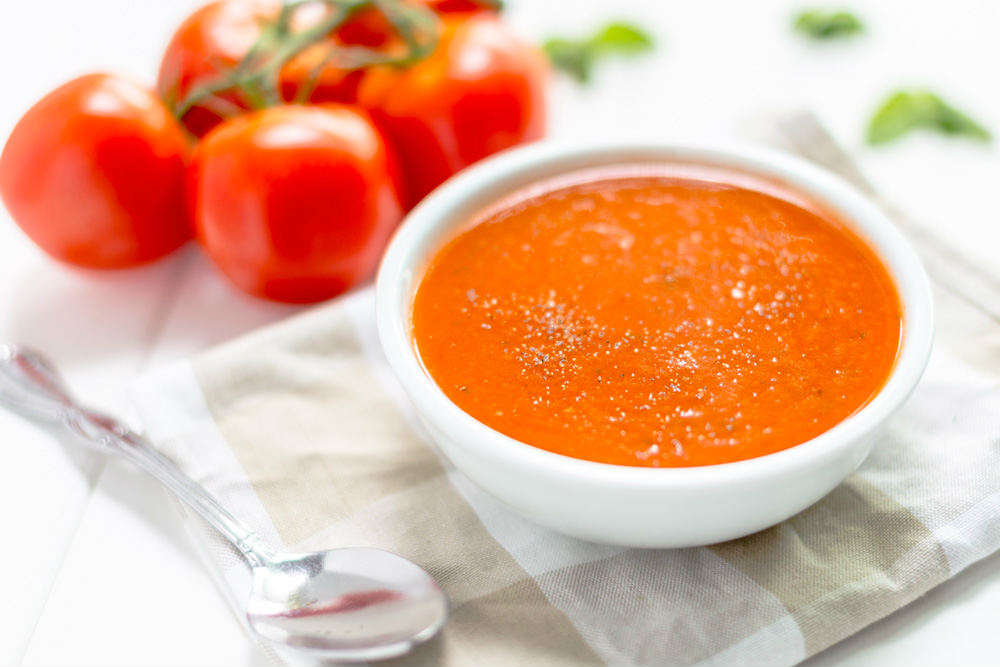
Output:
top-left (1, 0), bottom-right (546, 303)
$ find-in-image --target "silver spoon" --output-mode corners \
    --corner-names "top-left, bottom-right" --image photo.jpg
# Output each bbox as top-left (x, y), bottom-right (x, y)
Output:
top-left (0, 343), bottom-right (448, 662)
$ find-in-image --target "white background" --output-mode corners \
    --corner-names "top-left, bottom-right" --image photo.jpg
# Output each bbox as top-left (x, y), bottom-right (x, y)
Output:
top-left (1, 0), bottom-right (999, 665)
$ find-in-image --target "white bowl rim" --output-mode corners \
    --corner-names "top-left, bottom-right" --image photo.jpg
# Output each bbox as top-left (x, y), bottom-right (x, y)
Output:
top-left (375, 139), bottom-right (934, 489)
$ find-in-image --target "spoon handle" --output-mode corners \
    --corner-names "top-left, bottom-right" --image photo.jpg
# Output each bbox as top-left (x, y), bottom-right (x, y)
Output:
top-left (0, 343), bottom-right (276, 567)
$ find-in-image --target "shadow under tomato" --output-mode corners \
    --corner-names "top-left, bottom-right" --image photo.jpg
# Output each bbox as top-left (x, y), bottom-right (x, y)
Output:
top-left (3, 245), bottom-right (197, 368)
top-left (4, 243), bottom-right (310, 373)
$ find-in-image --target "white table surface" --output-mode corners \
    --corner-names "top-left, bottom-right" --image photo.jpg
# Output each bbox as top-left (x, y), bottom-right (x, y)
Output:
top-left (2, 1), bottom-right (999, 665)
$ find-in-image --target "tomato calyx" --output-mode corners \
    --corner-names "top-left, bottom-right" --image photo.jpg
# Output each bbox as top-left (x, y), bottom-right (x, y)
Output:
top-left (166, 0), bottom-right (440, 125)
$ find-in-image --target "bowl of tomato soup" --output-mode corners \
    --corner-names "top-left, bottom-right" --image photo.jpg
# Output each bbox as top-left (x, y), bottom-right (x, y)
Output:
top-left (376, 141), bottom-right (932, 547)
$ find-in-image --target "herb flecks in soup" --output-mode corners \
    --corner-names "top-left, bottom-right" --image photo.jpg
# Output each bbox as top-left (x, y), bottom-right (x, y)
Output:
top-left (412, 172), bottom-right (901, 467)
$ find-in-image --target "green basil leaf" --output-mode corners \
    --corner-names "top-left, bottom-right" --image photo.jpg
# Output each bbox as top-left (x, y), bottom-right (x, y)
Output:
top-left (867, 90), bottom-right (991, 145)
top-left (867, 92), bottom-right (925, 145)
top-left (543, 22), bottom-right (654, 85)
top-left (794, 9), bottom-right (864, 39)
top-left (934, 99), bottom-right (992, 141)
top-left (592, 23), bottom-right (655, 53)
top-left (542, 39), bottom-right (595, 84)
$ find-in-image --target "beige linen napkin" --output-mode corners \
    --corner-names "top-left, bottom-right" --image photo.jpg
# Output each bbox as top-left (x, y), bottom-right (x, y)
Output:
top-left (131, 114), bottom-right (1000, 667)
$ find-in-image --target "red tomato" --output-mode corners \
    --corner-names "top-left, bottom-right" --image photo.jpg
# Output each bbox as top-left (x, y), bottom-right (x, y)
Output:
top-left (357, 15), bottom-right (547, 208)
top-left (158, 1), bottom-right (497, 137)
top-left (279, 0), bottom-right (482, 104)
top-left (191, 104), bottom-right (404, 303)
top-left (334, 0), bottom-right (494, 46)
top-left (423, 0), bottom-right (498, 13)
top-left (157, 0), bottom-right (279, 137)
top-left (0, 74), bottom-right (192, 269)
top-left (278, 2), bottom-right (379, 107)
top-left (157, 0), bottom-right (384, 137)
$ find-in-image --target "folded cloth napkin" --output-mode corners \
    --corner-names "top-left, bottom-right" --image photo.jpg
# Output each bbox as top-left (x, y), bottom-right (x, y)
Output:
top-left (131, 113), bottom-right (1000, 667)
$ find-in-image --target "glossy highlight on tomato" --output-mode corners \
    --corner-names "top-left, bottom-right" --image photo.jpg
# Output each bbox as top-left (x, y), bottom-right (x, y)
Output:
top-left (190, 104), bottom-right (404, 303)
top-left (0, 74), bottom-right (192, 269)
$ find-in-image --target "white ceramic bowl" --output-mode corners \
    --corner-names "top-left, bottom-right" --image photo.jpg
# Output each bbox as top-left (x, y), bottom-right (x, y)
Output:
top-left (375, 141), bottom-right (933, 548)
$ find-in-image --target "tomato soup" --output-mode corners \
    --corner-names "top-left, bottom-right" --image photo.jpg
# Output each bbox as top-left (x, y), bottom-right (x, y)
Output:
top-left (411, 165), bottom-right (901, 467)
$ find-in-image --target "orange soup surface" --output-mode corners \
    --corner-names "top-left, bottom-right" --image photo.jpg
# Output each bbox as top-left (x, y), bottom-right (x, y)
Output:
top-left (412, 167), bottom-right (902, 467)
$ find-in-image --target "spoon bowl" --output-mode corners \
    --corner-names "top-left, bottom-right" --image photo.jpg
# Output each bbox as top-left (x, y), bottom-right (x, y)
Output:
top-left (247, 547), bottom-right (448, 661)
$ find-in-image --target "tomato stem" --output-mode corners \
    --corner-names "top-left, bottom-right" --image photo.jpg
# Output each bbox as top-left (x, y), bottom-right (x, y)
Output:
top-left (170, 0), bottom-right (440, 122)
